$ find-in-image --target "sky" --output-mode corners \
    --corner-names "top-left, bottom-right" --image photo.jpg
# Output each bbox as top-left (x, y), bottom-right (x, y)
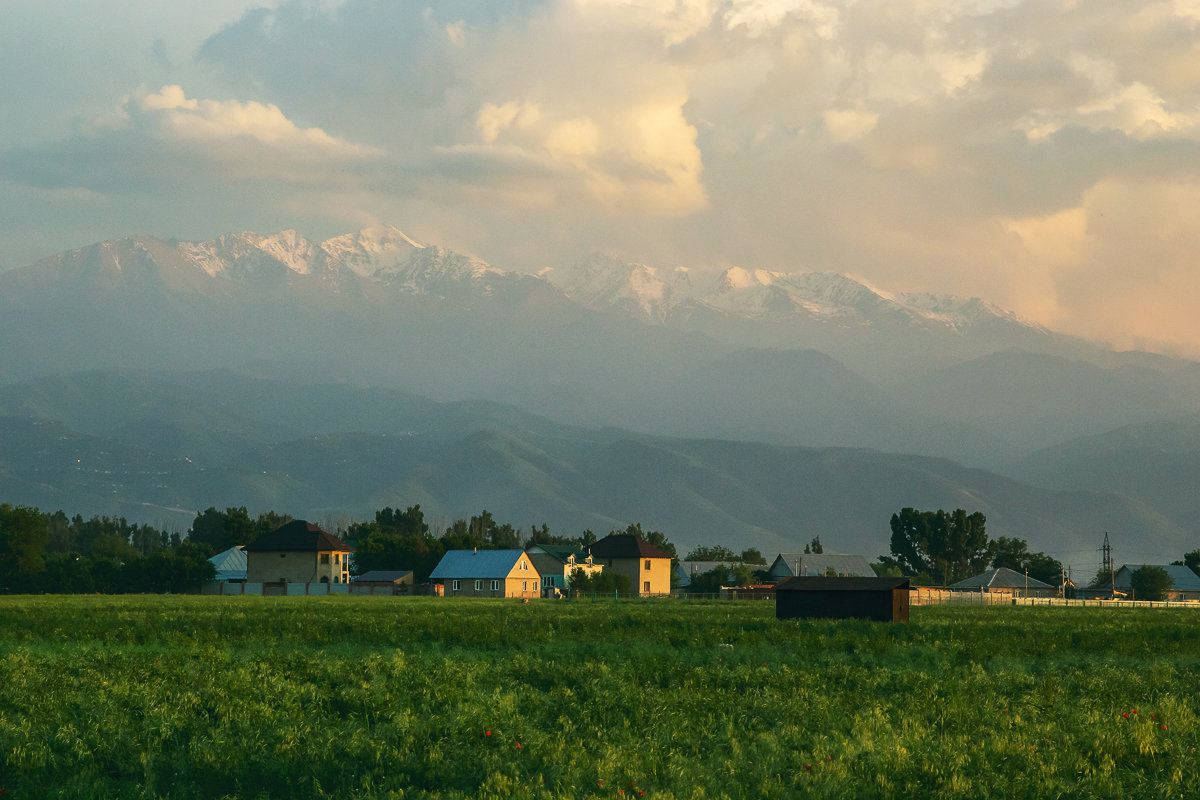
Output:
top-left (3, 0), bottom-right (1200, 354)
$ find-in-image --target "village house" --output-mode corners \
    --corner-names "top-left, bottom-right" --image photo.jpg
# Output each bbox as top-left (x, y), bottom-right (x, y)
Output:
top-left (766, 553), bottom-right (876, 581)
top-left (1113, 564), bottom-right (1200, 601)
top-left (429, 550), bottom-right (542, 598)
top-left (243, 520), bottom-right (355, 585)
top-left (350, 570), bottom-right (414, 596)
top-left (588, 533), bottom-right (672, 596)
top-left (207, 545), bottom-right (247, 582)
top-left (526, 544), bottom-right (603, 597)
top-left (949, 566), bottom-right (1058, 598)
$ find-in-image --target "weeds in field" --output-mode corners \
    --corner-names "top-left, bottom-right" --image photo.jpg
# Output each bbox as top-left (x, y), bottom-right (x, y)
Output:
top-left (1, 597), bottom-right (1198, 798)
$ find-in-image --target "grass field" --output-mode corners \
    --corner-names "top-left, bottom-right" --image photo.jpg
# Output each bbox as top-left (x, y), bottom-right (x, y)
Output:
top-left (2, 596), bottom-right (1199, 799)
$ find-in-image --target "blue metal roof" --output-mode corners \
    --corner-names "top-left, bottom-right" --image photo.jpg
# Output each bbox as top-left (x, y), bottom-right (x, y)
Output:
top-left (208, 545), bottom-right (247, 581)
top-left (1115, 564), bottom-right (1200, 592)
top-left (429, 549), bottom-right (532, 580)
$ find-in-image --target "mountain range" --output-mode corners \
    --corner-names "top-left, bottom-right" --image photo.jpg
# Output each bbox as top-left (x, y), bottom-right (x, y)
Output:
top-left (1, 226), bottom-right (1197, 568)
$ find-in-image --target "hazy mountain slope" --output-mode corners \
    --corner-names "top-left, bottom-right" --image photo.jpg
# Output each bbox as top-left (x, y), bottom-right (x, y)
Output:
top-left (1008, 420), bottom-right (1200, 536)
top-left (892, 350), bottom-right (1200, 453)
top-left (0, 371), bottom-right (1186, 565)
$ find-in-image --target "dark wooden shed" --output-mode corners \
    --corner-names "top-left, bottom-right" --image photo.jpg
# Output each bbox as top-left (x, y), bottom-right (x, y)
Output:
top-left (775, 576), bottom-right (910, 622)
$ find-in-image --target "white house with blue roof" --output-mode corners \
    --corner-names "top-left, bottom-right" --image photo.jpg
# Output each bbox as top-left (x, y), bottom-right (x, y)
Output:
top-left (429, 549), bottom-right (542, 598)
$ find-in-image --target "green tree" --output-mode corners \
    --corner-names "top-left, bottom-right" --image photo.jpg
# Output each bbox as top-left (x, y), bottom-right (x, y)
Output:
top-left (348, 505), bottom-right (444, 581)
top-left (739, 547), bottom-right (766, 565)
top-left (568, 566), bottom-right (630, 594)
top-left (684, 545), bottom-right (737, 562)
top-left (0, 504), bottom-right (49, 589)
top-left (992, 536), bottom-right (1063, 586)
top-left (1172, 549), bottom-right (1200, 575)
top-left (1130, 566), bottom-right (1173, 601)
top-left (804, 537), bottom-right (823, 554)
top-left (881, 507), bottom-right (995, 585)
top-left (187, 507), bottom-right (256, 553)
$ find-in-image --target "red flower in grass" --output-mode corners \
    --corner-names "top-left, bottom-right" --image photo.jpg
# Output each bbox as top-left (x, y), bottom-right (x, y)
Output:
top-left (516, 743), bottom-right (522, 749)
top-left (1122, 713), bottom-right (1129, 719)
top-left (804, 765), bottom-right (813, 771)
top-left (485, 731), bottom-right (491, 737)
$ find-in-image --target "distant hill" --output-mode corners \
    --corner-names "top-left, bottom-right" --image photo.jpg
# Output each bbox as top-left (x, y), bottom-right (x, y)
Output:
top-left (0, 370), bottom-right (1189, 565)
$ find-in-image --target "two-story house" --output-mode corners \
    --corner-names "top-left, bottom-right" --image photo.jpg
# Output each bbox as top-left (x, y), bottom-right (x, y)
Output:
top-left (243, 520), bottom-right (355, 585)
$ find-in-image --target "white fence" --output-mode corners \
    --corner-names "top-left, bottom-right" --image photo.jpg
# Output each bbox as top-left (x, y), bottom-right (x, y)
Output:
top-left (911, 587), bottom-right (1200, 609)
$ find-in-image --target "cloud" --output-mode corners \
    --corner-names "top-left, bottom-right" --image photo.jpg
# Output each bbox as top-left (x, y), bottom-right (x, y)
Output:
top-left (7, 0), bottom-right (1200, 352)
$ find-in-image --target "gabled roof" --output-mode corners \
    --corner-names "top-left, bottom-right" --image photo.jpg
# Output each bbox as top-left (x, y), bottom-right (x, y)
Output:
top-left (1114, 564), bottom-right (1200, 592)
top-left (429, 550), bottom-right (535, 580)
top-left (243, 520), bottom-right (355, 553)
top-left (777, 576), bottom-right (910, 592)
top-left (769, 553), bottom-right (876, 578)
top-left (589, 534), bottom-right (672, 560)
top-left (950, 567), bottom-right (1054, 590)
top-left (353, 570), bottom-right (413, 583)
top-left (526, 544), bottom-right (592, 563)
top-left (208, 545), bottom-right (247, 581)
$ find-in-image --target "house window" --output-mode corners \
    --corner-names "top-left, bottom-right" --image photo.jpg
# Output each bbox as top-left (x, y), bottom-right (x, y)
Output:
top-left (334, 575), bottom-right (339, 584)
top-left (452, 580), bottom-right (460, 591)
top-left (521, 560), bottom-right (527, 570)
top-left (492, 580), bottom-right (499, 591)
top-left (543, 576), bottom-right (553, 588)
top-left (644, 581), bottom-right (650, 593)
top-left (645, 559), bottom-right (651, 570)
top-left (320, 576), bottom-right (329, 583)
top-left (334, 553), bottom-right (340, 564)
top-left (321, 554), bottom-right (330, 564)
top-left (475, 580), bottom-right (482, 591)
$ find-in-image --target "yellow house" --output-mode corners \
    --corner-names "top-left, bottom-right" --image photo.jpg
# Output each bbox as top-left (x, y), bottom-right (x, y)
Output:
top-left (429, 549), bottom-right (542, 598)
top-left (526, 544), bottom-right (603, 597)
top-left (243, 520), bottom-right (355, 584)
top-left (589, 533), bottom-right (673, 596)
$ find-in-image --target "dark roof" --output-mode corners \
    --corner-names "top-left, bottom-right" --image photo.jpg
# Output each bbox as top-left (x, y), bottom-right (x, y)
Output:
top-left (353, 570), bottom-right (413, 583)
top-left (776, 576), bottom-right (910, 592)
top-left (243, 520), bottom-right (355, 553)
top-left (589, 533), bottom-right (672, 560)
top-left (528, 544), bottom-right (592, 563)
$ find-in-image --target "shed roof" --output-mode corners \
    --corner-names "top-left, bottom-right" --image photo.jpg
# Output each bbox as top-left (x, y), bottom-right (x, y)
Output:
top-left (1114, 564), bottom-right (1200, 592)
top-left (776, 576), bottom-right (910, 592)
top-left (429, 550), bottom-right (533, 580)
top-left (243, 520), bottom-right (355, 553)
top-left (950, 567), bottom-right (1054, 590)
top-left (353, 570), bottom-right (413, 583)
top-left (589, 534), bottom-right (672, 559)
top-left (769, 553), bottom-right (876, 578)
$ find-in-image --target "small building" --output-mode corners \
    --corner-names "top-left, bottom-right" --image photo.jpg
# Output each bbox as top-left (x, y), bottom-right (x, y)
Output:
top-left (949, 566), bottom-right (1057, 598)
top-left (526, 544), bottom-right (603, 597)
top-left (351, 570), bottom-right (414, 596)
top-left (208, 545), bottom-right (247, 582)
top-left (588, 533), bottom-right (673, 595)
top-left (243, 520), bottom-right (355, 585)
top-left (1114, 564), bottom-right (1200, 601)
top-left (776, 576), bottom-right (911, 622)
top-left (429, 550), bottom-right (542, 598)
top-left (767, 553), bottom-right (876, 581)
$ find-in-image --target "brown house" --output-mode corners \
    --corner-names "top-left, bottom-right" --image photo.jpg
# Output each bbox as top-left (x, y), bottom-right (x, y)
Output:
top-left (588, 533), bottom-right (673, 596)
top-left (243, 521), bottom-right (355, 585)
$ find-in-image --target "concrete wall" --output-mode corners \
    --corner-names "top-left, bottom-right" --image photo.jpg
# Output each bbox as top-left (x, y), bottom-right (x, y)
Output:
top-left (246, 550), bottom-right (351, 584)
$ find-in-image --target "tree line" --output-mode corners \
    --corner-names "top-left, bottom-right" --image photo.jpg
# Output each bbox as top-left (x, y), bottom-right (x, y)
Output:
top-left (0, 501), bottom-right (680, 593)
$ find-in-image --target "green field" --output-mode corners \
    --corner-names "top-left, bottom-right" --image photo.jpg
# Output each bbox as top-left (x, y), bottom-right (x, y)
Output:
top-left (2, 597), bottom-right (1198, 799)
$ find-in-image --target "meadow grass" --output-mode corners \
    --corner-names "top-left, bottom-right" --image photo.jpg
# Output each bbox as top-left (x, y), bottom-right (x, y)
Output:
top-left (1, 596), bottom-right (1199, 798)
